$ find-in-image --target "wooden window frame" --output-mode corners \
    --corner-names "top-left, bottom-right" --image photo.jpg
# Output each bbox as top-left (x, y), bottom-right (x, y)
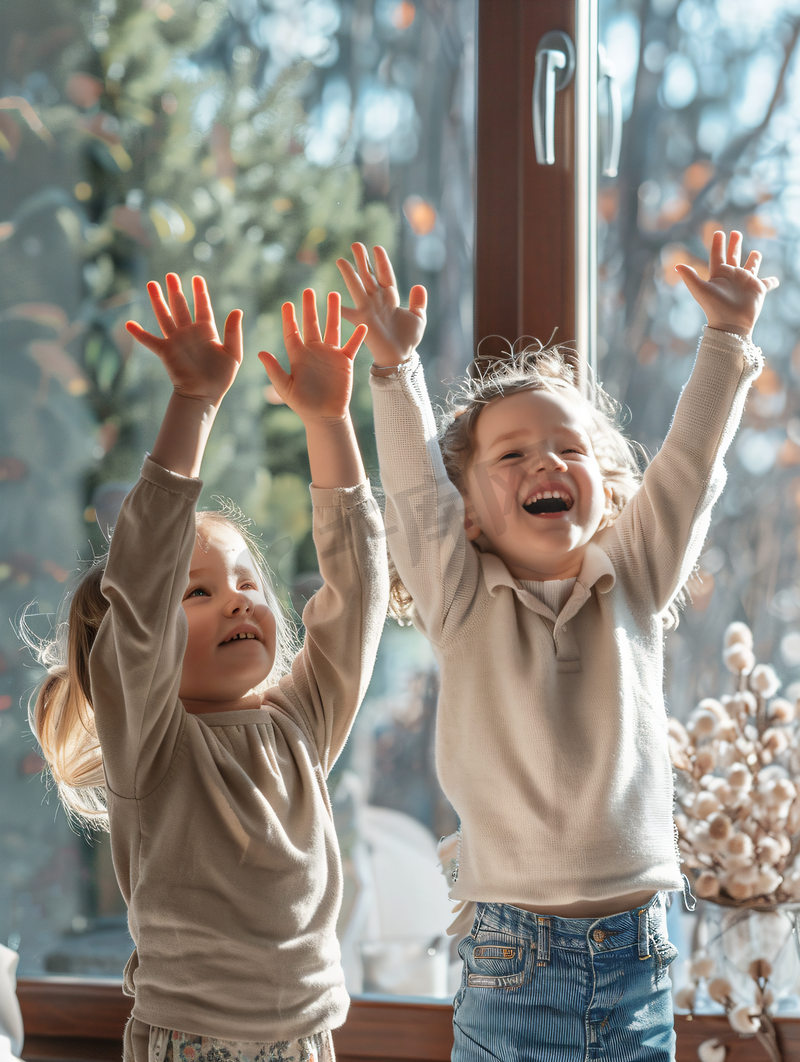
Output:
top-left (16, 979), bottom-right (800, 1061)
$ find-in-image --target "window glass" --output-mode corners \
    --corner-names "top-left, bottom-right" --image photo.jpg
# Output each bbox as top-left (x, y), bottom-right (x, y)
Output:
top-left (0, 0), bottom-right (475, 997)
top-left (597, 0), bottom-right (800, 1010)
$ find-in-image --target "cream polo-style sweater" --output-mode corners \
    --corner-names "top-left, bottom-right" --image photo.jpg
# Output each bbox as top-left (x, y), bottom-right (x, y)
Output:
top-left (371, 328), bottom-right (762, 908)
top-left (90, 457), bottom-right (388, 1044)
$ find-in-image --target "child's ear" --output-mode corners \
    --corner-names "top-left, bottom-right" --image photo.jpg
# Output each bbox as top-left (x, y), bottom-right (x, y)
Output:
top-left (462, 495), bottom-right (482, 541)
top-left (464, 513), bottom-right (482, 541)
top-left (600, 483), bottom-right (615, 528)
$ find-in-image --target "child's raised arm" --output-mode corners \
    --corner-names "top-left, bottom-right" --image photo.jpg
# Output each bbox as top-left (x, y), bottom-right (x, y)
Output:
top-left (611, 230), bottom-right (778, 613)
top-left (337, 243), bottom-right (427, 368)
top-left (258, 290), bottom-right (368, 488)
top-left (126, 274), bottom-right (243, 478)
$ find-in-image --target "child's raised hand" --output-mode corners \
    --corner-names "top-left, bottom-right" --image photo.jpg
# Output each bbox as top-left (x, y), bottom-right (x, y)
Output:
top-left (258, 290), bottom-right (368, 424)
top-left (337, 244), bottom-right (427, 367)
top-left (675, 230), bottom-right (779, 339)
top-left (126, 274), bottom-right (243, 405)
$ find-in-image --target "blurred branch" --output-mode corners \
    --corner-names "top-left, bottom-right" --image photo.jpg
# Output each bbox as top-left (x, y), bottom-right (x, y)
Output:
top-left (666, 16), bottom-right (800, 247)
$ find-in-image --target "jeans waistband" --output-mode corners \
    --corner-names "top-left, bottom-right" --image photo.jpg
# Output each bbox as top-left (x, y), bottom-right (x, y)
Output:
top-left (473, 892), bottom-right (664, 956)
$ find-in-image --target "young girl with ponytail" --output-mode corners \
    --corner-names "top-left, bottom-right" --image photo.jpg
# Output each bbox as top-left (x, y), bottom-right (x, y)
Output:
top-left (27, 274), bottom-right (387, 1062)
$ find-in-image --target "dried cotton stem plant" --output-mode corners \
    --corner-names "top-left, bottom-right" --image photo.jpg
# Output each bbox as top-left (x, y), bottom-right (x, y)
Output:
top-left (672, 621), bottom-right (800, 1061)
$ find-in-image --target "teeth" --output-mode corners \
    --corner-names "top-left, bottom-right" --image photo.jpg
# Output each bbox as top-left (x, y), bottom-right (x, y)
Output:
top-left (529, 490), bottom-right (568, 503)
top-left (229, 632), bottom-right (256, 642)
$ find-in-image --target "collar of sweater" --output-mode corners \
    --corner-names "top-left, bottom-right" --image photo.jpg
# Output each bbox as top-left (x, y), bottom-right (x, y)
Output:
top-left (479, 541), bottom-right (616, 624)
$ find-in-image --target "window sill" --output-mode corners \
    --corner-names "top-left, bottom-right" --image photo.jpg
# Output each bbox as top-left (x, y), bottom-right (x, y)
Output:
top-left (17, 979), bottom-right (800, 1061)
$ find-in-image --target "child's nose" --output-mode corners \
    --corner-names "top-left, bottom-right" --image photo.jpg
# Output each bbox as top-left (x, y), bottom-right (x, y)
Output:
top-left (224, 590), bottom-right (252, 615)
top-left (536, 450), bottom-right (567, 472)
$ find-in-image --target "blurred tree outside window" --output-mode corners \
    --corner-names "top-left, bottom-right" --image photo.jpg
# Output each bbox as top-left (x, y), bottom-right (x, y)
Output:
top-left (0, 0), bottom-right (474, 997)
top-left (598, 0), bottom-right (800, 715)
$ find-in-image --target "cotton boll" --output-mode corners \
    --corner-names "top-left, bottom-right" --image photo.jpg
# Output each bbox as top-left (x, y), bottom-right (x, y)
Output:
top-left (674, 985), bottom-right (696, 1011)
top-left (763, 728), bottom-right (789, 757)
top-left (729, 793), bottom-right (753, 818)
top-left (716, 783), bottom-right (734, 806)
top-left (726, 832), bottom-right (754, 861)
top-left (724, 644), bottom-right (756, 675)
top-left (783, 871), bottom-right (800, 899)
top-left (735, 737), bottom-right (757, 762)
top-left (689, 709), bottom-right (719, 740)
top-left (754, 866), bottom-right (782, 896)
top-left (727, 765), bottom-right (752, 791)
top-left (708, 977), bottom-right (733, 1005)
top-left (668, 717), bottom-right (691, 746)
top-left (704, 777), bottom-right (734, 806)
top-left (695, 871), bottom-right (721, 898)
top-left (728, 1005), bottom-right (761, 1035)
top-left (716, 741), bottom-right (737, 770)
top-left (699, 698), bottom-right (728, 722)
top-left (690, 952), bottom-right (716, 980)
top-left (749, 958), bottom-right (773, 981)
top-left (759, 764), bottom-right (789, 785)
top-left (769, 698), bottom-right (795, 724)
top-left (697, 1039), bottom-right (727, 1062)
top-left (750, 665), bottom-right (781, 698)
top-left (702, 775), bottom-right (725, 793)
top-left (786, 800), bottom-right (800, 835)
top-left (690, 822), bottom-right (715, 854)
top-left (669, 738), bottom-right (691, 771)
top-left (726, 877), bottom-right (756, 900)
top-left (757, 836), bottom-right (784, 866)
top-left (695, 791), bottom-right (722, 819)
top-left (696, 748), bottom-right (717, 775)
top-left (732, 691), bottom-right (758, 716)
top-left (727, 873), bottom-right (760, 900)
top-left (773, 779), bottom-right (796, 804)
top-left (725, 622), bottom-right (754, 649)
top-left (718, 721), bottom-right (738, 743)
top-left (708, 814), bottom-right (732, 843)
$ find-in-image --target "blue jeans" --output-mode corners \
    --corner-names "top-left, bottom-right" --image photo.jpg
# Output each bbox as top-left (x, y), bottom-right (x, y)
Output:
top-left (452, 893), bottom-right (677, 1062)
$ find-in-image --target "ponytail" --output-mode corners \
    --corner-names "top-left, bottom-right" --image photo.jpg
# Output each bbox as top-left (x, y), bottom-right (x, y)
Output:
top-left (25, 560), bottom-right (110, 829)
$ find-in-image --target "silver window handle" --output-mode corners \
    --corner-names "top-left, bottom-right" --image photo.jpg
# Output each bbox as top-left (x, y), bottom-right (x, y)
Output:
top-left (533, 31), bottom-right (575, 166)
top-left (598, 44), bottom-right (622, 177)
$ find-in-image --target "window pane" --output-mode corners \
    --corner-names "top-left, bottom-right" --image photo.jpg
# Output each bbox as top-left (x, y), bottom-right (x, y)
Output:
top-left (598, 0), bottom-right (800, 1012)
top-left (0, 0), bottom-right (475, 997)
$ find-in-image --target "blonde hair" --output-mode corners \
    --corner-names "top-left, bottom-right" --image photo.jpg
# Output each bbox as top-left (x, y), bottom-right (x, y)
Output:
top-left (24, 504), bottom-right (297, 830)
top-left (389, 344), bottom-right (644, 620)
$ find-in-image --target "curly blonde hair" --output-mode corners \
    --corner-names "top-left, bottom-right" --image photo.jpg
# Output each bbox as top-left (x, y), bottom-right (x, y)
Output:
top-left (24, 505), bottom-right (297, 830)
top-left (389, 344), bottom-right (645, 620)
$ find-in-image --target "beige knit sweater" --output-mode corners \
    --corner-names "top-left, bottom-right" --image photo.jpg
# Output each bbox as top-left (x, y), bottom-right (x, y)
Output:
top-left (90, 457), bottom-right (387, 1043)
top-left (370, 328), bottom-right (762, 908)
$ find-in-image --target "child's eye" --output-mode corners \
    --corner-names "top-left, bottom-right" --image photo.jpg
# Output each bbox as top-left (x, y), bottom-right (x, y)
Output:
top-left (499, 451), bottom-right (523, 461)
top-left (187, 587), bottom-right (209, 598)
top-left (240, 582), bottom-right (258, 591)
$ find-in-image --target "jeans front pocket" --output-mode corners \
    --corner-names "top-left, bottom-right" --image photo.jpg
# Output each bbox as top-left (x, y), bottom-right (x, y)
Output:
top-left (459, 933), bottom-right (530, 989)
top-left (650, 919), bottom-right (679, 984)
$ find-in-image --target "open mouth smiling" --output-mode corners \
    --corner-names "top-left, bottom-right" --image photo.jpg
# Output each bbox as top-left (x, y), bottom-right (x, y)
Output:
top-left (522, 489), bottom-right (574, 515)
top-left (220, 628), bottom-right (262, 645)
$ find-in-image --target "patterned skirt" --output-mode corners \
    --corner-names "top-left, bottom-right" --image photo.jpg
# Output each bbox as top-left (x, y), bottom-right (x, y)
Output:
top-left (164, 1029), bottom-right (335, 1062)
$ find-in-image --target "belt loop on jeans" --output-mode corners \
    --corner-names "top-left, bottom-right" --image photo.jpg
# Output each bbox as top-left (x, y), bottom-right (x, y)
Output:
top-left (536, 916), bottom-right (551, 966)
top-left (636, 906), bottom-right (651, 960)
